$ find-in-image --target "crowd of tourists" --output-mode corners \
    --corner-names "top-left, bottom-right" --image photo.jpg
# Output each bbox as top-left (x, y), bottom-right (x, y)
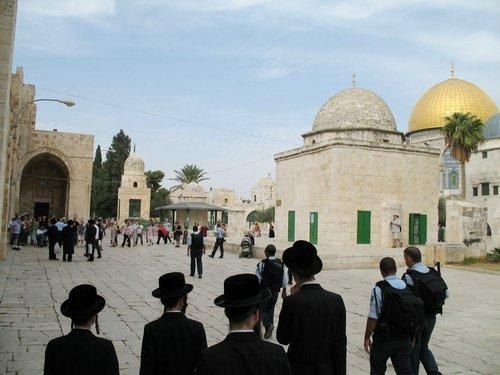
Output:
top-left (42, 240), bottom-right (448, 375)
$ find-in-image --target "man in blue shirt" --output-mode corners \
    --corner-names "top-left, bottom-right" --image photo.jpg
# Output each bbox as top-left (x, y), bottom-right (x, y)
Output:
top-left (255, 244), bottom-right (288, 339)
top-left (8, 215), bottom-right (21, 250)
top-left (403, 246), bottom-right (446, 375)
top-left (364, 257), bottom-right (413, 374)
top-left (208, 223), bottom-right (225, 259)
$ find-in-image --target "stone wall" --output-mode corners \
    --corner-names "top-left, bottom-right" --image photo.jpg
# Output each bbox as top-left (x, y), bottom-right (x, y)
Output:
top-left (466, 139), bottom-right (500, 250)
top-left (0, 0), bottom-right (17, 259)
top-left (275, 139), bottom-right (440, 251)
top-left (445, 200), bottom-right (488, 257)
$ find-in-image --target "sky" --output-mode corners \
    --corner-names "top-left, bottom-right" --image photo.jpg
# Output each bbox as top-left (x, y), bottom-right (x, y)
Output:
top-left (13, 0), bottom-right (500, 196)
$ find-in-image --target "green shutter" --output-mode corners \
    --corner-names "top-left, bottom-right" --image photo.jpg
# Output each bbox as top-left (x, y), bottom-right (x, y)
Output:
top-left (419, 214), bottom-right (427, 245)
top-left (357, 211), bottom-right (371, 244)
top-left (408, 214), bottom-right (415, 245)
top-left (288, 211), bottom-right (295, 242)
top-left (309, 212), bottom-right (318, 244)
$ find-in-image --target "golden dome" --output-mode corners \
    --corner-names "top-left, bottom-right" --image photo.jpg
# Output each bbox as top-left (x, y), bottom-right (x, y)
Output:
top-left (408, 78), bottom-right (497, 133)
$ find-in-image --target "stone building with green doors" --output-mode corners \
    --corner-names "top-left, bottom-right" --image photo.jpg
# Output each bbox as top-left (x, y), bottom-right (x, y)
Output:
top-left (274, 84), bottom-right (440, 250)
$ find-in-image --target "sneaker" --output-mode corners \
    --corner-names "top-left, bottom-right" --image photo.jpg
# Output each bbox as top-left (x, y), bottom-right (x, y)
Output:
top-left (208, 255), bottom-right (214, 258)
top-left (198, 275), bottom-right (202, 279)
top-left (97, 255), bottom-right (102, 259)
top-left (264, 325), bottom-right (274, 339)
top-left (189, 274), bottom-right (194, 277)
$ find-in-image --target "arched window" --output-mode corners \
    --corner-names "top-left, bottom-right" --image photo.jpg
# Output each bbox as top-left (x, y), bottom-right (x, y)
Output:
top-left (133, 182), bottom-right (138, 188)
top-left (449, 172), bottom-right (458, 189)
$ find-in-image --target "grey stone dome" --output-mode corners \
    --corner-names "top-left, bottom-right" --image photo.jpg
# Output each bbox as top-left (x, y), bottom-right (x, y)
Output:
top-left (123, 153), bottom-right (145, 175)
top-left (484, 113), bottom-right (500, 139)
top-left (312, 88), bottom-right (397, 133)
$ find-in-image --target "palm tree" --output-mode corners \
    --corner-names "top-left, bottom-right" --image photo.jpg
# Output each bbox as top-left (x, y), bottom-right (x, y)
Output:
top-left (441, 112), bottom-right (485, 199)
top-left (170, 164), bottom-right (209, 187)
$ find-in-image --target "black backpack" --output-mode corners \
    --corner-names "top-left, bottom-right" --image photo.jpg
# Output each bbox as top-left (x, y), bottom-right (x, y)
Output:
top-left (407, 267), bottom-right (447, 315)
top-left (260, 259), bottom-right (284, 292)
top-left (376, 280), bottom-right (425, 337)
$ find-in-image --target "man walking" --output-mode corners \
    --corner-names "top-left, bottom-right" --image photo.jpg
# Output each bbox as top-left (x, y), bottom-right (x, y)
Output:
top-left (277, 240), bottom-right (347, 375)
top-left (187, 225), bottom-right (205, 279)
top-left (403, 246), bottom-right (447, 375)
top-left (47, 218), bottom-right (59, 261)
top-left (256, 244), bottom-right (288, 339)
top-left (140, 272), bottom-right (207, 375)
top-left (390, 215), bottom-right (402, 248)
top-left (62, 220), bottom-right (76, 262)
top-left (197, 274), bottom-right (291, 374)
top-left (8, 215), bottom-right (21, 250)
top-left (208, 223), bottom-right (225, 258)
top-left (364, 257), bottom-right (424, 374)
top-left (136, 222), bottom-right (144, 245)
top-left (121, 220), bottom-right (131, 247)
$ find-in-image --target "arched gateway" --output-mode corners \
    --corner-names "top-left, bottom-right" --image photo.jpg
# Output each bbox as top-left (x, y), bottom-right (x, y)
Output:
top-left (19, 153), bottom-right (70, 218)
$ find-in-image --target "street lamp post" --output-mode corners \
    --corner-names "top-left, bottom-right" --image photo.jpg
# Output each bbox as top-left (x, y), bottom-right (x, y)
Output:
top-left (8, 98), bottom-right (76, 218)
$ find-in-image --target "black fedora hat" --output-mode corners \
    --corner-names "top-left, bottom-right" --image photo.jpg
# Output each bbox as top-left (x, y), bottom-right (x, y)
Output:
top-left (214, 274), bottom-right (271, 308)
top-left (152, 272), bottom-right (193, 299)
top-left (60, 284), bottom-right (106, 319)
top-left (282, 240), bottom-right (323, 275)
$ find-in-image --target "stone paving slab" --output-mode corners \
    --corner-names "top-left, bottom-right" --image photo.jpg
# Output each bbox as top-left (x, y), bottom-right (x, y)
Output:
top-left (0, 241), bottom-right (499, 374)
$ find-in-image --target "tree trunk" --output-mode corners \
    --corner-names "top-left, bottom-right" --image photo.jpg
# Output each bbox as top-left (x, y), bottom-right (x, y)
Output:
top-left (461, 161), bottom-right (466, 199)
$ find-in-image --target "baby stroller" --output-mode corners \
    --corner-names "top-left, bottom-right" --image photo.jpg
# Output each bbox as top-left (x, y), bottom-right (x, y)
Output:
top-left (36, 229), bottom-right (47, 247)
top-left (239, 232), bottom-right (254, 258)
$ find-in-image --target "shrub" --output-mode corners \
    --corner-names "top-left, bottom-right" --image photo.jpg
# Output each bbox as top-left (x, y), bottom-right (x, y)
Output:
top-left (486, 247), bottom-right (500, 263)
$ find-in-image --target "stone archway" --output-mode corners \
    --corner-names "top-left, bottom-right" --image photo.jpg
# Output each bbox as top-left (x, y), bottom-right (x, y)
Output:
top-left (18, 153), bottom-right (70, 218)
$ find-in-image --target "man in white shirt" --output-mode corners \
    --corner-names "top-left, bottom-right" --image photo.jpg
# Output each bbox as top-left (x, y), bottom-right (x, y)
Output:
top-left (390, 215), bottom-right (402, 248)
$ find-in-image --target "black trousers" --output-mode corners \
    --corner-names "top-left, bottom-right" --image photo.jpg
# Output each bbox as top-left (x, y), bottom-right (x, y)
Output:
top-left (157, 233), bottom-right (167, 244)
top-left (89, 240), bottom-right (101, 260)
top-left (48, 240), bottom-right (57, 259)
top-left (121, 235), bottom-right (131, 247)
top-left (370, 335), bottom-right (413, 375)
top-left (260, 290), bottom-right (279, 329)
top-left (411, 316), bottom-right (441, 375)
top-left (63, 246), bottom-right (74, 261)
top-left (190, 253), bottom-right (203, 276)
top-left (211, 238), bottom-right (224, 257)
top-left (135, 233), bottom-right (143, 245)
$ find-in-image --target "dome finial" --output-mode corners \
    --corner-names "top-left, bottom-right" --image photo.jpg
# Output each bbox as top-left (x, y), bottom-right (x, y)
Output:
top-left (352, 73), bottom-right (356, 88)
top-left (450, 60), bottom-right (455, 78)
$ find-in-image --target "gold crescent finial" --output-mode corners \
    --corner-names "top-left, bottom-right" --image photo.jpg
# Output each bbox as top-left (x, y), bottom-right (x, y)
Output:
top-left (352, 73), bottom-right (356, 87)
top-left (451, 60), bottom-right (455, 78)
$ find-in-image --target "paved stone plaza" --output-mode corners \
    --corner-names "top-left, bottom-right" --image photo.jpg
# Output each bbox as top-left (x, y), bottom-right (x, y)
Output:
top-left (0, 242), bottom-right (499, 375)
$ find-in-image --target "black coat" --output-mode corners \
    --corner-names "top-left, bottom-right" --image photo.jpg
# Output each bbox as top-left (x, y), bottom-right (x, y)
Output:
top-left (61, 226), bottom-right (75, 252)
top-left (44, 329), bottom-right (119, 375)
top-left (140, 312), bottom-right (207, 375)
top-left (47, 224), bottom-right (59, 244)
top-left (85, 225), bottom-right (97, 243)
top-left (277, 284), bottom-right (347, 375)
top-left (197, 332), bottom-right (291, 375)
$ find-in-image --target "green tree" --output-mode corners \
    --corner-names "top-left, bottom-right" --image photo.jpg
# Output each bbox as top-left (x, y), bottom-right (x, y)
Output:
top-left (145, 170), bottom-right (165, 193)
top-left (438, 197), bottom-right (446, 226)
top-left (90, 145), bottom-right (105, 216)
top-left (150, 187), bottom-right (170, 217)
top-left (100, 130), bottom-right (131, 217)
top-left (171, 164), bottom-right (208, 188)
top-left (442, 112), bottom-right (485, 199)
top-left (256, 206), bottom-right (275, 224)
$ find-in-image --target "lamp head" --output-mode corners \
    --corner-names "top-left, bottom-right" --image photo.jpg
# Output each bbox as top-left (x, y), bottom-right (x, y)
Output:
top-left (60, 100), bottom-right (75, 107)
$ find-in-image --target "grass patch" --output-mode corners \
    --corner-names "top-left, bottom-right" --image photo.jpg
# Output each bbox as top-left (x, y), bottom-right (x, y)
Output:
top-left (458, 249), bottom-right (500, 271)
top-left (463, 257), bottom-right (481, 265)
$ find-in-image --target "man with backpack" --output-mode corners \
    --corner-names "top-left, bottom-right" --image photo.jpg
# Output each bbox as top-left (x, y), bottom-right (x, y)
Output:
top-left (364, 257), bottom-right (424, 374)
top-left (403, 246), bottom-right (448, 375)
top-left (255, 244), bottom-right (288, 339)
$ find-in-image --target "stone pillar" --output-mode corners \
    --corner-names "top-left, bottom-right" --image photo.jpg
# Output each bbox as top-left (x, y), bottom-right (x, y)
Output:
top-left (0, 1), bottom-right (18, 259)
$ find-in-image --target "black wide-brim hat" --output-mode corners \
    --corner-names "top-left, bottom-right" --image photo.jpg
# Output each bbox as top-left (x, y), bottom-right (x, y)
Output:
top-left (283, 240), bottom-right (323, 275)
top-left (152, 272), bottom-right (193, 299)
top-left (214, 274), bottom-right (271, 308)
top-left (61, 284), bottom-right (106, 320)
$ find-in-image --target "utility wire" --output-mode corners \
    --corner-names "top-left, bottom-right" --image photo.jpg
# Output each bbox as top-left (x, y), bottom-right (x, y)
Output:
top-left (38, 87), bottom-right (300, 146)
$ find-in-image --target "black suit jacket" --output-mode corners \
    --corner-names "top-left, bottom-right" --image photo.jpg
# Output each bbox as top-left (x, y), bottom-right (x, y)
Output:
top-left (47, 225), bottom-right (59, 243)
top-left (277, 284), bottom-right (347, 375)
top-left (140, 312), bottom-right (207, 375)
top-left (44, 329), bottom-right (119, 375)
top-left (197, 332), bottom-right (291, 375)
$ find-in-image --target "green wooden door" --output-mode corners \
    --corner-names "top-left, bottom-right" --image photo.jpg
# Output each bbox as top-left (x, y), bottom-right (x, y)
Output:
top-left (419, 214), bottom-right (427, 244)
top-left (357, 211), bottom-right (371, 244)
top-left (309, 212), bottom-right (318, 245)
top-left (409, 213), bottom-right (426, 245)
top-left (288, 211), bottom-right (295, 242)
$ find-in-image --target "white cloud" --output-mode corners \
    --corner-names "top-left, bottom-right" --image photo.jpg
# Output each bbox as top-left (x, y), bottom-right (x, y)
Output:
top-left (22, 0), bottom-right (116, 17)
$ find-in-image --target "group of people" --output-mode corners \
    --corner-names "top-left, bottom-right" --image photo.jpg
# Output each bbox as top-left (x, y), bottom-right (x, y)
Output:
top-left (43, 240), bottom-right (447, 375)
